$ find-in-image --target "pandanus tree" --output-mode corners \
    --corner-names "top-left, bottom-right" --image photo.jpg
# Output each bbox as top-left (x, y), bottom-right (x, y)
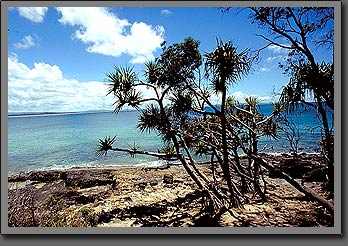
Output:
top-left (204, 40), bottom-right (251, 204)
top-left (245, 7), bottom-right (335, 193)
top-left (97, 37), bottom-right (334, 218)
top-left (97, 38), bottom-right (228, 211)
top-left (280, 62), bottom-right (334, 175)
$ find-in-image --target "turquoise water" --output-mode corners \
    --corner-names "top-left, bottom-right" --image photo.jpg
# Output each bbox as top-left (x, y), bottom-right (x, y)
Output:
top-left (8, 104), bottom-right (333, 175)
top-left (8, 111), bottom-right (164, 175)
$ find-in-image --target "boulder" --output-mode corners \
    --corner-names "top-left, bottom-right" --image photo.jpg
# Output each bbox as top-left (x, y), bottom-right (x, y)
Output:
top-left (163, 174), bottom-right (173, 184)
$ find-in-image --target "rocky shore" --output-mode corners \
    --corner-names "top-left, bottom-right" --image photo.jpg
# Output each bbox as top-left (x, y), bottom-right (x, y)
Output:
top-left (8, 153), bottom-right (333, 227)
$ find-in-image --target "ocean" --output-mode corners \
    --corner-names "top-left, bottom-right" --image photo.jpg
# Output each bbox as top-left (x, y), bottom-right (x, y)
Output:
top-left (8, 104), bottom-right (333, 175)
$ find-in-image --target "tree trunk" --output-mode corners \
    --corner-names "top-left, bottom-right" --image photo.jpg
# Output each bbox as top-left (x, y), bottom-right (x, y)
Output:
top-left (254, 155), bottom-right (334, 215)
top-left (316, 97), bottom-right (334, 194)
top-left (220, 85), bottom-right (236, 205)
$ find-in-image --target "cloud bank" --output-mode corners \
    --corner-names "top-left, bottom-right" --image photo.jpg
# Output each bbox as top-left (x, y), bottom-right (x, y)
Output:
top-left (56, 7), bottom-right (165, 63)
top-left (7, 54), bottom-right (276, 113)
top-left (8, 55), bottom-right (161, 113)
top-left (8, 55), bottom-right (115, 113)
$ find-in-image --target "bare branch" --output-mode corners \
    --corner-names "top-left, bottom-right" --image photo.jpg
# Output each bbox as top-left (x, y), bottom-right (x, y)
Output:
top-left (255, 34), bottom-right (293, 50)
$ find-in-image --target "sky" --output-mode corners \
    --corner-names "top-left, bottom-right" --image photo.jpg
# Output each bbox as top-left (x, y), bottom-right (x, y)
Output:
top-left (7, 6), bottom-right (333, 113)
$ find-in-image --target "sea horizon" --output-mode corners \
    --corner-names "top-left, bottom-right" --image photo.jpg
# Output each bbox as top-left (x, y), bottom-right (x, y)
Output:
top-left (8, 109), bottom-right (114, 117)
top-left (7, 103), bottom-right (332, 176)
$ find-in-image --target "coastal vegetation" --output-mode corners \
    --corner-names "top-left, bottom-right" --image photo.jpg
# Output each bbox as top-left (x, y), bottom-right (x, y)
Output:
top-left (247, 7), bottom-right (334, 194)
top-left (97, 7), bottom-right (334, 222)
top-left (7, 7), bottom-right (335, 228)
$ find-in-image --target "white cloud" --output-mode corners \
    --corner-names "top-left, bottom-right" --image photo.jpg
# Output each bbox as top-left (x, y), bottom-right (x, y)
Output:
top-left (229, 91), bottom-right (275, 103)
top-left (16, 7), bottom-right (48, 23)
top-left (8, 55), bottom-right (160, 112)
top-left (8, 55), bottom-right (115, 112)
top-left (265, 55), bottom-right (284, 62)
top-left (208, 91), bottom-right (277, 105)
top-left (56, 7), bottom-right (165, 64)
top-left (267, 44), bottom-right (290, 54)
top-left (14, 35), bottom-right (37, 49)
top-left (161, 9), bottom-right (173, 16)
top-left (7, 55), bottom-right (279, 113)
top-left (259, 67), bottom-right (270, 72)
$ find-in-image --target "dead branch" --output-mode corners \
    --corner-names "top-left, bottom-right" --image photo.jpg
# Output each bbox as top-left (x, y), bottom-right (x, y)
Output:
top-left (254, 155), bottom-right (334, 215)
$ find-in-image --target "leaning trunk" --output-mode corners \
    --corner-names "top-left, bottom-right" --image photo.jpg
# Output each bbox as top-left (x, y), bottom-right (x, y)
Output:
top-left (254, 155), bottom-right (334, 215)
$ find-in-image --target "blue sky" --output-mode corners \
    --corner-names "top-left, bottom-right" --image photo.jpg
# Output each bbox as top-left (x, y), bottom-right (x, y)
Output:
top-left (7, 7), bottom-right (333, 113)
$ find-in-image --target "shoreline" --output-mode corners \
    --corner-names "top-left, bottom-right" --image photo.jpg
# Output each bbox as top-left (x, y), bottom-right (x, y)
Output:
top-left (8, 152), bottom-right (321, 177)
top-left (8, 152), bottom-right (333, 227)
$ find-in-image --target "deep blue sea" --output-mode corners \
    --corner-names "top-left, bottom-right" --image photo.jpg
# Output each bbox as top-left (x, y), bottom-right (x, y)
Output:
top-left (8, 104), bottom-right (333, 175)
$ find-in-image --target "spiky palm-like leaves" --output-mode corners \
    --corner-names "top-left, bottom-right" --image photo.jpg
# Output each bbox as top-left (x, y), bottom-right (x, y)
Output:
top-left (271, 102), bottom-right (285, 116)
top-left (261, 119), bottom-right (281, 139)
top-left (169, 91), bottom-right (193, 115)
top-left (128, 142), bottom-right (139, 158)
top-left (96, 136), bottom-right (116, 156)
top-left (279, 62), bottom-right (334, 111)
top-left (205, 39), bottom-right (251, 93)
top-left (137, 104), bottom-right (164, 134)
top-left (244, 96), bottom-right (260, 109)
top-left (226, 96), bottom-right (237, 109)
top-left (244, 97), bottom-right (263, 120)
top-left (144, 60), bottom-right (162, 85)
top-left (106, 66), bottom-right (143, 113)
top-left (158, 143), bottom-right (176, 156)
top-left (106, 66), bottom-right (137, 95)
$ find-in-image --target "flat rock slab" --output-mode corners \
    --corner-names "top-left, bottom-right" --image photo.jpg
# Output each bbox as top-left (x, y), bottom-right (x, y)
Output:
top-left (7, 154), bottom-right (333, 228)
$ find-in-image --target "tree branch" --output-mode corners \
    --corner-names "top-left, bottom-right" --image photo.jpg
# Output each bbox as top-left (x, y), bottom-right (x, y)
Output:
top-left (254, 155), bottom-right (334, 215)
top-left (110, 147), bottom-right (179, 160)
